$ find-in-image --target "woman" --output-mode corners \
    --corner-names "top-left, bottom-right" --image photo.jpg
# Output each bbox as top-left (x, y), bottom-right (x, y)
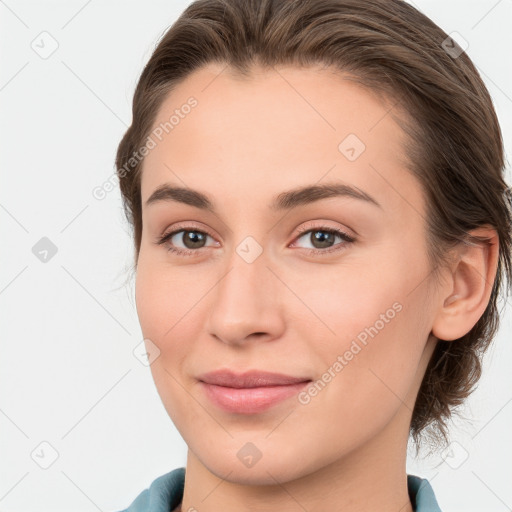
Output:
top-left (115, 0), bottom-right (512, 510)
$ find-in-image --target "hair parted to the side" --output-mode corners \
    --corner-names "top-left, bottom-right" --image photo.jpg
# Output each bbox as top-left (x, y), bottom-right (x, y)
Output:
top-left (115, 0), bottom-right (512, 455)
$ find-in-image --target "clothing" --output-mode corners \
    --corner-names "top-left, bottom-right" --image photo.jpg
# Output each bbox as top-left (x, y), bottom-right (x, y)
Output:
top-left (117, 467), bottom-right (442, 512)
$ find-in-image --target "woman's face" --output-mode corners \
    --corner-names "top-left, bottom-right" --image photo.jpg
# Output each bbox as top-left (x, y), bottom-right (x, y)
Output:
top-left (135, 63), bottom-right (440, 483)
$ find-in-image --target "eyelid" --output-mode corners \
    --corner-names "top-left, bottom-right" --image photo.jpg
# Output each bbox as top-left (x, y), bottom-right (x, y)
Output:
top-left (156, 221), bottom-right (216, 242)
top-left (293, 220), bottom-right (355, 239)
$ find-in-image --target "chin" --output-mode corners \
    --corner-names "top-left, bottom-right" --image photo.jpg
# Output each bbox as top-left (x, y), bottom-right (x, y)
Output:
top-left (191, 437), bottom-right (327, 487)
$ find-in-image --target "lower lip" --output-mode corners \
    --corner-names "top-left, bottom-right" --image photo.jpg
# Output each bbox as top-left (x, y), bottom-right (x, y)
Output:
top-left (200, 381), bottom-right (311, 414)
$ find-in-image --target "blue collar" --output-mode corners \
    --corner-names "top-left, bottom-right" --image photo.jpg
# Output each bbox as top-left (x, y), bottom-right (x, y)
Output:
top-left (408, 474), bottom-right (443, 511)
top-left (119, 468), bottom-right (442, 512)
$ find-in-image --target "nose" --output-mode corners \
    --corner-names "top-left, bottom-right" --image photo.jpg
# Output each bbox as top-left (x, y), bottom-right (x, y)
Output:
top-left (205, 248), bottom-right (285, 347)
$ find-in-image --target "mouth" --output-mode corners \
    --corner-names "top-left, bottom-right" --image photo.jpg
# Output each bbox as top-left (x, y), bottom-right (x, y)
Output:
top-left (198, 369), bottom-right (312, 414)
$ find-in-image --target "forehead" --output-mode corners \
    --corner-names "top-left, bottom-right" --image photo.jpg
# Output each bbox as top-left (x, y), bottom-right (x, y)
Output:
top-left (140, 63), bottom-right (423, 219)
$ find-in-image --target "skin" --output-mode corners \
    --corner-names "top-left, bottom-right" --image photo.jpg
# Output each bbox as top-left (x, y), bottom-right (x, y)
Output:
top-left (135, 63), bottom-right (499, 512)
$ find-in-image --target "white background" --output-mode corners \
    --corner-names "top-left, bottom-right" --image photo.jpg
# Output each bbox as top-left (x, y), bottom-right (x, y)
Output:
top-left (1, 1), bottom-right (511, 511)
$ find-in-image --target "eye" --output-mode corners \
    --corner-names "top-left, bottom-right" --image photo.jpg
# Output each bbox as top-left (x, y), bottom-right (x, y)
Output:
top-left (156, 225), bottom-right (218, 256)
top-left (291, 225), bottom-right (355, 255)
top-left (155, 223), bottom-right (356, 257)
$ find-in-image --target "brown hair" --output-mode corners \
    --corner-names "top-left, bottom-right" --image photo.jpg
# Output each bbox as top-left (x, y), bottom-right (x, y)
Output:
top-left (115, 0), bottom-right (512, 454)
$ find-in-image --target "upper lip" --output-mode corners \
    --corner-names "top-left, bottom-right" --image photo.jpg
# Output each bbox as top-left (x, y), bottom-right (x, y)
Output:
top-left (198, 369), bottom-right (311, 388)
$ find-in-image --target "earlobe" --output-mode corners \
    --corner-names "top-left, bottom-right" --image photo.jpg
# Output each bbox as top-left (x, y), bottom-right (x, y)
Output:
top-left (431, 226), bottom-right (499, 342)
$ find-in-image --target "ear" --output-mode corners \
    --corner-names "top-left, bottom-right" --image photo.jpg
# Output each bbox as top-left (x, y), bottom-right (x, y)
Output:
top-left (431, 226), bottom-right (500, 341)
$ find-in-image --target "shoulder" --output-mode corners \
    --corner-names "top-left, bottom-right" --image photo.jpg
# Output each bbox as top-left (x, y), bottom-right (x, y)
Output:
top-left (407, 474), bottom-right (443, 512)
top-left (116, 467), bottom-right (185, 512)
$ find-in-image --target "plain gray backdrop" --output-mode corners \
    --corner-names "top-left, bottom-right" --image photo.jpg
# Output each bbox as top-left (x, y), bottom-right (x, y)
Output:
top-left (1, 0), bottom-right (511, 511)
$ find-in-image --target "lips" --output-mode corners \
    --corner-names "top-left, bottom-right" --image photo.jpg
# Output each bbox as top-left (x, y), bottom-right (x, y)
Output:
top-left (198, 369), bottom-right (312, 414)
top-left (198, 369), bottom-right (311, 388)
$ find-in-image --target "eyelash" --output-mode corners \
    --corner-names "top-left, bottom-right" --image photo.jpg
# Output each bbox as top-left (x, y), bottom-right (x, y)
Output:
top-left (155, 223), bottom-right (356, 257)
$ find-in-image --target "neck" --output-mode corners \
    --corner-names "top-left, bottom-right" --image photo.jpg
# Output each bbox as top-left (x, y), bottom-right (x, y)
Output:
top-left (178, 406), bottom-right (414, 512)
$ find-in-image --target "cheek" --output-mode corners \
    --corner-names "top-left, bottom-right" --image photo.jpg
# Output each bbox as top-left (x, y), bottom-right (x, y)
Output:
top-left (135, 260), bottom-right (202, 434)
top-left (134, 258), bottom-right (192, 409)
top-left (135, 252), bottom-right (198, 344)
top-left (284, 253), bottom-right (407, 357)
top-left (135, 265), bottom-right (167, 344)
top-left (293, 247), bottom-right (430, 411)
top-left (291, 301), bottom-right (425, 456)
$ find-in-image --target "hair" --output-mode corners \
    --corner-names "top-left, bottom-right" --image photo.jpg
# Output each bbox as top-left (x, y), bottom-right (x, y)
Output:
top-left (115, 0), bottom-right (512, 455)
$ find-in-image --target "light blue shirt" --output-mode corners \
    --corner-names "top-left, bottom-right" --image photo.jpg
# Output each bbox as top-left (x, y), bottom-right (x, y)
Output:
top-left (116, 467), bottom-right (442, 511)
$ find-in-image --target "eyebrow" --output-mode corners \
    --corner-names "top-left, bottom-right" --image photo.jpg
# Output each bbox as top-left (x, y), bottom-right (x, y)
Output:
top-left (144, 181), bottom-right (382, 212)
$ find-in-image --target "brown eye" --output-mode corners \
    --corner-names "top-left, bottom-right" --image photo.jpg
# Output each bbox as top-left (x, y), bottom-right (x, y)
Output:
top-left (175, 230), bottom-right (208, 249)
top-left (293, 226), bottom-right (355, 255)
top-left (156, 227), bottom-right (216, 256)
top-left (307, 230), bottom-right (337, 249)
